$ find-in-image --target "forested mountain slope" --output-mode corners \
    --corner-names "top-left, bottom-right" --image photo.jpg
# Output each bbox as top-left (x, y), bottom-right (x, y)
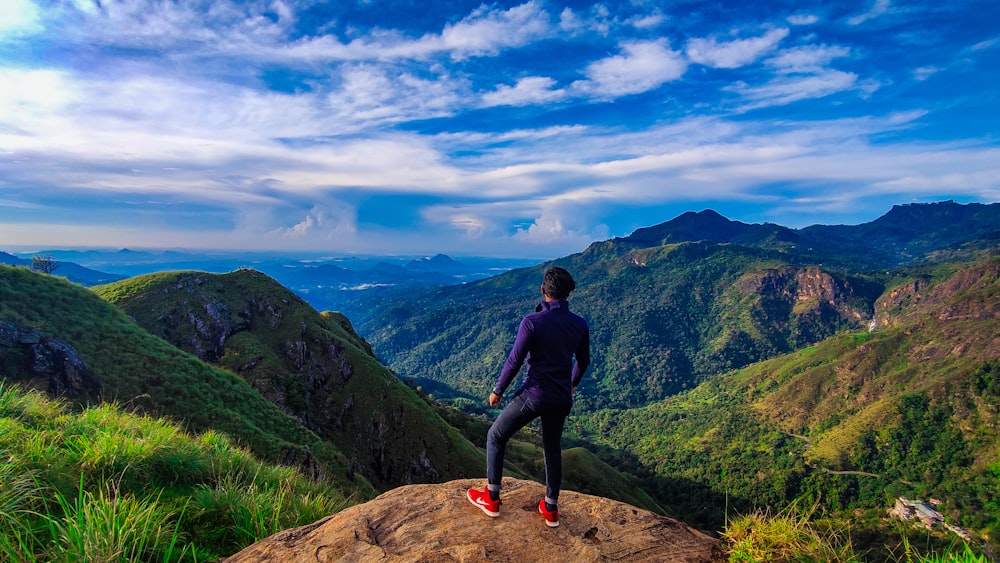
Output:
top-left (575, 257), bottom-right (1000, 542)
top-left (94, 269), bottom-right (485, 489)
top-left (356, 238), bottom-right (862, 411)
top-left (356, 201), bottom-right (998, 412)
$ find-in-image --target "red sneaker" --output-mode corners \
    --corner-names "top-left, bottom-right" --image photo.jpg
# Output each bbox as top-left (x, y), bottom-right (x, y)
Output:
top-left (467, 487), bottom-right (500, 517)
top-left (539, 499), bottom-right (559, 527)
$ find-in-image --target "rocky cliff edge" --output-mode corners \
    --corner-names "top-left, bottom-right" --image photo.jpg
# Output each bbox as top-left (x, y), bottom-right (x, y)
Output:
top-left (224, 478), bottom-right (723, 562)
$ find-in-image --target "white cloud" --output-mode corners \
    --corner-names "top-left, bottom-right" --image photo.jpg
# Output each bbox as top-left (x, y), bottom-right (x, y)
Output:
top-left (52, 0), bottom-right (273, 52)
top-left (731, 70), bottom-right (860, 110)
top-left (447, 214), bottom-right (488, 238)
top-left (325, 65), bottom-right (465, 126)
top-left (970, 38), bottom-right (998, 52)
top-left (265, 1), bottom-right (553, 62)
top-left (275, 202), bottom-right (357, 240)
top-left (557, 7), bottom-right (583, 33)
top-left (913, 67), bottom-right (941, 81)
top-left (573, 39), bottom-right (687, 98)
top-left (270, 0), bottom-right (294, 25)
top-left (0, 0), bottom-right (41, 38)
top-left (720, 45), bottom-right (858, 110)
top-left (5, 92), bottom-right (1000, 254)
top-left (556, 4), bottom-right (644, 37)
top-left (4, 0), bottom-right (997, 256)
top-left (627, 11), bottom-right (666, 30)
top-left (490, 113), bottom-right (931, 191)
top-left (0, 66), bottom-right (474, 208)
top-left (438, 1), bottom-right (552, 59)
top-left (513, 209), bottom-right (608, 247)
top-left (421, 198), bottom-right (607, 249)
top-left (848, 0), bottom-right (891, 25)
top-left (0, 198), bottom-right (43, 210)
top-left (38, 1), bottom-right (551, 64)
top-left (787, 14), bottom-right (819, 26)
top-left (480, 76), bottom-right (566, 107)
top-left (414, 111), bottom-right (1000, 246)
top-left (686, 28), bottom-right (789, 69)
top-left (0, 68), bottom-right (73, 125)
top-left (420, 201), bottom-right (516, 240)
top-left (766, 45), bottom-right (851, 73)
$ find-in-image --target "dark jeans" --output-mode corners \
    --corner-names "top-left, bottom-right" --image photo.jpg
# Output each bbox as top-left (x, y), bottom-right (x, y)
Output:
top-left (487, 390), bottom-right (571, 503)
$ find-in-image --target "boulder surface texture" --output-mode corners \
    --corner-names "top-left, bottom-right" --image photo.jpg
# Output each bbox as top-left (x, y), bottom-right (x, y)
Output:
top-left (224, 478), bottom-right (723, 562)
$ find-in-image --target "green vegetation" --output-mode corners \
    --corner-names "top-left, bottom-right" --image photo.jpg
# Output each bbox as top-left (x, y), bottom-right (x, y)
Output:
top-left (721, 506), bottom-right (992, 563)
top-left (360, 241), bottom-right (884, 412)
top-left (573, 258), bottom-right (1000, 558)
top-left (0, 382), bottom-right (352, 561)
top-left (94, 268), bottom-right (485, 489)
top-left (0, 265), bottom-right (370, 496)
top-left (342, 206), bottom-right (999, 560)
top-left (723, 503), bottom-right (860, 562)
top-left (2, 382), bottom-right (989, 562)
top-left (4, 203), bottom-right (999, 560)
top-left (356, 202), bottom-right (1000, 414)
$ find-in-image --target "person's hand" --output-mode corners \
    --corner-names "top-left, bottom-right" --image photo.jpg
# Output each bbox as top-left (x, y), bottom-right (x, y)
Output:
top-left (489, 392), bottom-right (501, 407)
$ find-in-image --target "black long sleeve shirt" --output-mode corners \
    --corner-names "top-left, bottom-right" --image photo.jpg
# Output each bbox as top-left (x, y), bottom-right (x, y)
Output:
top-left (493, 299), bottom-right (590, 404)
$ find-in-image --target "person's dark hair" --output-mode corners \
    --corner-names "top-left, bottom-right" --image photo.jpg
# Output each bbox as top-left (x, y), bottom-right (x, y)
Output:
top-left (542, 267), bottom-right (576, 300)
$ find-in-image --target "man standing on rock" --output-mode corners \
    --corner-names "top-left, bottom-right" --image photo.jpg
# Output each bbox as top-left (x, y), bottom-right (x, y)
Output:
top-left (468, 266), bottom-right (590, 528)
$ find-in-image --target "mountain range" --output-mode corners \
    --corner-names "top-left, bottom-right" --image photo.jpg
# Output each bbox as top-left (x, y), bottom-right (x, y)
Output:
top-left (0, 263), bottom-right (658, 511)
top-left (356, 201), bottom-right (999, 411)
top-left (1, 248), bottom-right (537, 320)
top-left (0, 251), bottom-right (125, 286)
top-left (346, 200), bottom-right (1000, 548)
top-left (1, 200), bottom-right (997, 558)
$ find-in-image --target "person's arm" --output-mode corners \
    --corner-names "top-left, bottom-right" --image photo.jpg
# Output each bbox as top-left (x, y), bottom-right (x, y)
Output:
top-left (571, 325), bottom-right (590, 389)
top-left (492, 318), bottom-right (532, 400)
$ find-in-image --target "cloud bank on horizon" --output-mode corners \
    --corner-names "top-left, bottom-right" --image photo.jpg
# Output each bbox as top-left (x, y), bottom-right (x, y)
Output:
top-left (0, 0), bottom-right (998, 257)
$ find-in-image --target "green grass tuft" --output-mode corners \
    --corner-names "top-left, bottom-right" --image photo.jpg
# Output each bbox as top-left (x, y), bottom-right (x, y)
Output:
top-left (0, 381), bottom-right (356, 560)
top-left (46, 475), bottom-right (188, 563)
top-left (722, 501), bottom-right (861, 562)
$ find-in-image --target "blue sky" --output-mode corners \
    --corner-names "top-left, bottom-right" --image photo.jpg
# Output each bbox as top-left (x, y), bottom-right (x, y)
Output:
top-left (1, 0), bottom-right (998, 258)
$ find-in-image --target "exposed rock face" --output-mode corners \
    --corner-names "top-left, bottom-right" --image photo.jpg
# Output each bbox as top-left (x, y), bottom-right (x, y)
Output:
top-left (224, 479), bottom-right (723, 562)
top-left (700, 266), bottom-right (872, 375)
top-left (0, 319), bottom-right (100, 400)
top-left (734, 266), bottom-right (869, 326)
top-left (873, 260), bottom-right (1000, 330)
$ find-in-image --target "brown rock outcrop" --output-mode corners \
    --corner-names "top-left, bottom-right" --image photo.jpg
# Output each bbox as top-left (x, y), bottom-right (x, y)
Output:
top-left (224, 478), bottom-right (723, 562)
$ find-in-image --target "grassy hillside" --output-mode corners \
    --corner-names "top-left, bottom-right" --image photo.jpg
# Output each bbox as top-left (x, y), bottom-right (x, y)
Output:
top-left (1, 265), bottom-right (668, 521)
top-left (1, 381), bottom-right (975, 563)
top-left (94, 269), bottom-right (486, 489)
top-left (0, 382), bottom-right (353, 561)
top-left (574, 257), bottom-right (1000, 554)
top-left (0, 264), bottom-right (370, 496)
